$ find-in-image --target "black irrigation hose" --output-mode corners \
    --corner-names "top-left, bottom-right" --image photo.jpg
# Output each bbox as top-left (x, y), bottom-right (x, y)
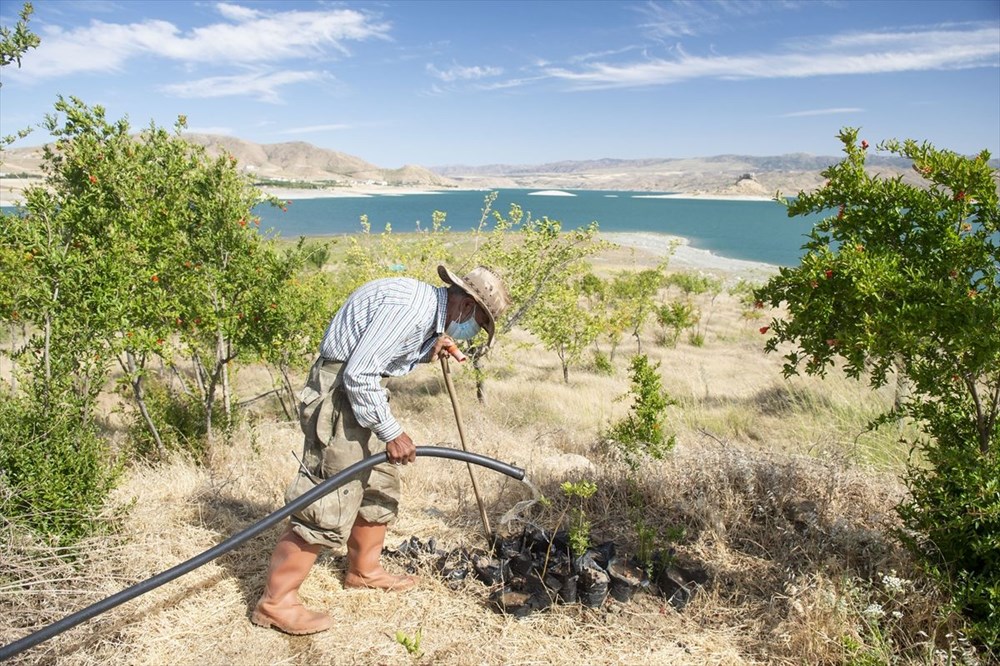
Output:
top-left (0, 446), bottom-right (525, 662)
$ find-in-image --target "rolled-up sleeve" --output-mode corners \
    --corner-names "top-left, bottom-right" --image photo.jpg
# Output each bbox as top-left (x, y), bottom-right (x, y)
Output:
top-left (340, 303), bottom-right (419, 442)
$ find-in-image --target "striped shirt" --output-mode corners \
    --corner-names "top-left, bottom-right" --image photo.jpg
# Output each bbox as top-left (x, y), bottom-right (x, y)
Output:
top-left (319, 277), bottom-right (448, 442)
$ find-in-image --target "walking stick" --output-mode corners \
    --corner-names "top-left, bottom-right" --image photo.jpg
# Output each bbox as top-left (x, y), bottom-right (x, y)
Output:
top-left (440, 354), bottom-right (493, 543)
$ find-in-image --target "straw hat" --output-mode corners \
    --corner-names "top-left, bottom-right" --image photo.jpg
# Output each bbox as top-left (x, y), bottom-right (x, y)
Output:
top-left (438, 264), bottom-right (512, 347)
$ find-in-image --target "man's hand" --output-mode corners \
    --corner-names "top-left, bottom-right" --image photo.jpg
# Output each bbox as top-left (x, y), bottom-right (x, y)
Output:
top-left (386, 432), bottom-right (416, 465)
top-left (433, 335), bottom-right (466, 362)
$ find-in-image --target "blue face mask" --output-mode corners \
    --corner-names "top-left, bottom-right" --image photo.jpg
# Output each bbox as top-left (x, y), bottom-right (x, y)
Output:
top-left (446, 306), bottom-right (482, 341)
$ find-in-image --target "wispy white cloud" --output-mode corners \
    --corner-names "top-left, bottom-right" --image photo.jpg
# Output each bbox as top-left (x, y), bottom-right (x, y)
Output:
top-left (426, 62), bottom-right (503, 82)
top-left (215, 2), bottom-right (261, 22)
top-left (781, 107), bottom-right (863, 118)
top-left (13, 5), bottom-right (390, 79)
top-left (161, 70), bottom-right (326, 103)
top-left (568, 46), bottom-right (644, 64)
top-left (636, 0), bottom-right (718, 38)
top-left (546, 24), bottom-right (1000, 89)
top-left (636, 0), bottom-right (792, 39)
top-left (278, 123), bottom-right (353, 134)
top-left (476, 75), bottom-right (550, 91)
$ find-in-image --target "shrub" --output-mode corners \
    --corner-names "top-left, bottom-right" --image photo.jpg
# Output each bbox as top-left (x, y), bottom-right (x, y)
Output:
top-left (0, 386), bottom-right (120, 545)
top-left (125, 378), bottom-right (211, 462)
top-left (591, 349), bottom-right (614, 375)
top-left (655, 301), bottom-right (698, 347)
top-left (606, 354), bottom-right (675, 469)
top-left (896, 434), bottom-right (1000, 646)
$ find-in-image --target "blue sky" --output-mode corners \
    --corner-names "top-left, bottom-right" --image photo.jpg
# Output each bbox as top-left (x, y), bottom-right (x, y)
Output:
top-left (1, 0), bottom-right (998, 167)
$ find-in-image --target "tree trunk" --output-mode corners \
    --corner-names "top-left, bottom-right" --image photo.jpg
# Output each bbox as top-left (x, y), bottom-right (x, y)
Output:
top-left (220, 333), bottom-right (232, 427)
top-left (265, 364), bottom-right (292, 420)
top-left (191, 351), bottom-right (208, 401)
top-left (126, 350), bottom-right (166, 459)
top-left (204, 367), bottom-right (216, 445)
top-left (169, 362), bottom-right (193, 397)
top-left (634, 330), bottom-right (642, 355)
top-left (7, 323), bottom-right (18, 393)
top-left (279, 363), bottom-right (298, 420)
top-left (474, 354), bottom-right (486, 404)
top-left (205, 349), bottom-right (237, 446)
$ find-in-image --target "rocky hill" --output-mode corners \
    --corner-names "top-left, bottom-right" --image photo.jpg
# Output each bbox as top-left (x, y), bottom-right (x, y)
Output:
top-left (430, 153), bottom-right (935, 196)
top-left (4, 135), bottom-right (995, 201)
top-left (180, 134), bottom-right (453, 187)
top-left (0, 134), bottom-right (454, 190)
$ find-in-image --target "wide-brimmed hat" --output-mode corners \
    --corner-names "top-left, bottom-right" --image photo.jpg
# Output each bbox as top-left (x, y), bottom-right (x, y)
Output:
top-left (438, 264), bottom-right (512, 347)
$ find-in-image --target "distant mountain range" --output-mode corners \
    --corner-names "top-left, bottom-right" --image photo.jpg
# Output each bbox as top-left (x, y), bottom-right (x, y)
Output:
top-left (3, 135), bottom-right (996, 198)
top-left (431, 152), bottom-right (915, 176)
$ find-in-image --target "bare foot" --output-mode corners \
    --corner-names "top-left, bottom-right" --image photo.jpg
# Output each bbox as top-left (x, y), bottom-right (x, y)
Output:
top-left (343, 570), bottom-right (418, 592)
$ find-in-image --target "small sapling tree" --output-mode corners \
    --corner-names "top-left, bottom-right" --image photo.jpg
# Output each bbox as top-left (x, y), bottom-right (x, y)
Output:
top-left (609, 267), bottom-right (665, 355)
top-left (469, 195), bottom-right (602, 401)
top-left (526, 274), bottom-right (602, 383)
top-left (655, 301), bottom-right (698, 347)
top-left (606, 354), bottom-right (676, 469)
top-left (561, 480), bottom-right (598, 557)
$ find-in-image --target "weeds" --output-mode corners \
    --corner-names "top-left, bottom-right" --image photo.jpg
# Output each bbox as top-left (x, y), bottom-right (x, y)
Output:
top-left (395, 628), bottom-right (423, 659)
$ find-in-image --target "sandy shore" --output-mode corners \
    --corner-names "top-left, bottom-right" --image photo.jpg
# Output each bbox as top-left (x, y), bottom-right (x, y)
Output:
top-left (2, 182), bottom-right (776, 206)
top-left (256, 186), bottom-right (776, 204)
top-left (258, 186), bottom-right (449, 201)
top-left (633, 192), bottom-right (774, 202)
top-left (598, 231), bottom-right (779, 281)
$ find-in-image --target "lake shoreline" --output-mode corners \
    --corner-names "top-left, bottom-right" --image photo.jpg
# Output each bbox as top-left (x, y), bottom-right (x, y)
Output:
top-left (598, 231), bottom-right (779, 279)
top-left (256, 185), bottom-right (775, 204)
top-left (0, 181), bottom-right (775, 207)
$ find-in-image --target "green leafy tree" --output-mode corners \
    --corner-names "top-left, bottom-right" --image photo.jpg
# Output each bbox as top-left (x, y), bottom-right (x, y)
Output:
top-left (256, 241), bottom-right (342, 419)
top-left (8, 97), bottom-right (300, 450)
top-left (0, 94), bottom-right (316, 536)
top-left (655, 301), bottom-right (698, 347)
top-left (666, 272), bottom-right (723, 343)
top-left (169, 148), bottom-right (296, 442)
top-left (598, 291), bottom-right (630, 362)
top-left (344, 210), bottom-right (453, 289)
top-left (468, 194), bottom-right (603, 401)
top-left (0, 1), bottom-right (38, 71)
top-left (579, 271), bottom-right (605, 307)
top-left (17, 99), bottom-right (205, 456)
top-left (526, 274), bottom-right (602, 383)
top-left (606, 354), bottom-right (675, 469)
top-left (608, 266), bottom-right (665, 355)
top-left (0, 2), bottom-right (40, 147)
top-left (754, 128), bottom-right (999, 644)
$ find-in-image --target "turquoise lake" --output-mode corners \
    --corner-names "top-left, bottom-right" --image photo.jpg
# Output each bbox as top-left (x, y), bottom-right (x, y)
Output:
top-left (1, 188), bottom-right (820, 267)
top-left (253, 189), bottom-right (817, 267)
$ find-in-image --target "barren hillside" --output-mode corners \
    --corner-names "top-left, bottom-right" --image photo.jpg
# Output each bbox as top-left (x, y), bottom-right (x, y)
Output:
top-left (5, 135), bottom-right (994, 204)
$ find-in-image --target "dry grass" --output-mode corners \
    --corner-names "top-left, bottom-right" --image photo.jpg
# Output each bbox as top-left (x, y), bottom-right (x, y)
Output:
top-left (1, 247), bottom-right (986, 665)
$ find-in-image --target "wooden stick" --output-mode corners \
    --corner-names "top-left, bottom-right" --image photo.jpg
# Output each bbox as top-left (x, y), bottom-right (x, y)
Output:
top-left (440, 356), bottom-right (493, 542)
